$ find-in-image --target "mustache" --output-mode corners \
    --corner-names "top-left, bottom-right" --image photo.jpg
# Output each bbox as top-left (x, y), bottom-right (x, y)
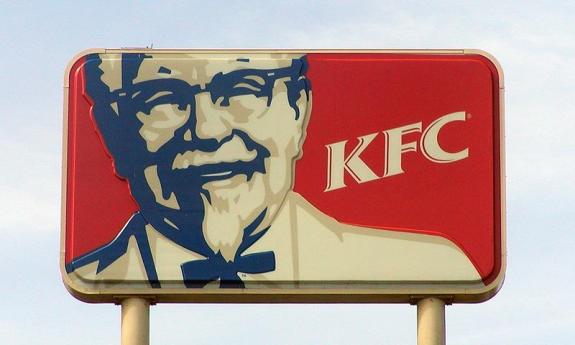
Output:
top-left (152, 129), bottom-right (270, 206)
top-left (172, 135), bottom-right (258, 170)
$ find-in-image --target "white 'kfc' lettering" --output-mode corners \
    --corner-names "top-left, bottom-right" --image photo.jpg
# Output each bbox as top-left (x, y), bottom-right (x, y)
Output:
top-left (324, 111), bottom-right (469, 192)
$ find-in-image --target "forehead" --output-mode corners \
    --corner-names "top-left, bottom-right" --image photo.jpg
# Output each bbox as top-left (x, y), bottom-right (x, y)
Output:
top-left (98, 53), bottom-right (304, 90)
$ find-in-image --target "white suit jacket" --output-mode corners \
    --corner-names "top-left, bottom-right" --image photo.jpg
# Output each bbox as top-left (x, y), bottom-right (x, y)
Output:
top-left (70, 191), bottom-right (481, 289)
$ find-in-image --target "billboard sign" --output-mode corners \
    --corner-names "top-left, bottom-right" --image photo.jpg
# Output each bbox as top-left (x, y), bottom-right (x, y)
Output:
top-left (61, 49), bottom-right (504, 303)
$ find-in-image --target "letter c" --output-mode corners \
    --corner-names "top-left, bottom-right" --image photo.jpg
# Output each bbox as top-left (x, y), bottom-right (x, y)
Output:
top-left (421, 111), bottom-right (469, 163)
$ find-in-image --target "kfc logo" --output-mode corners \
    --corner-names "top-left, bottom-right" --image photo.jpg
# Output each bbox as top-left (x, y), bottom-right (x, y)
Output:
top-left (325, 111), bottom-right (469, 191)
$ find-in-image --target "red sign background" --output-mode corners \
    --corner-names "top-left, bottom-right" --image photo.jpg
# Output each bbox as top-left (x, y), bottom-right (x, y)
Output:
top-left (65, 53), bottom-right (501, 285)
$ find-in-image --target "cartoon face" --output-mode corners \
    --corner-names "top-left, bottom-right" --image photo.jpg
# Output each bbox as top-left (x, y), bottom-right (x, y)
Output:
top-left (88, 53), bottom-right (311, 260)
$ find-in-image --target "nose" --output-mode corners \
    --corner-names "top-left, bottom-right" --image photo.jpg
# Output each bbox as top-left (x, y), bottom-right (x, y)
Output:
top-left (184, 92), bottom-right (233, 142)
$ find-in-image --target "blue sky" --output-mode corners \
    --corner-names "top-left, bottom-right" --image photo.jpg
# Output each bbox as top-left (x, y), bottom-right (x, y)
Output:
top-left (0, 1), bottom-right (573, 344)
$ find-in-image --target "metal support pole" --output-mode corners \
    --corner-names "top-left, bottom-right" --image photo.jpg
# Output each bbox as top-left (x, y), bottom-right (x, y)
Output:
top-left (121, 298), bottom-right (150, 345)
top-left (417, 297), bottom-right (446, 345)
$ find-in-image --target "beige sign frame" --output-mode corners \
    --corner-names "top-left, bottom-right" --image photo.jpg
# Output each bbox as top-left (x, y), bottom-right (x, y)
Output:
top-left (61, 48), bottom-right (505, 304)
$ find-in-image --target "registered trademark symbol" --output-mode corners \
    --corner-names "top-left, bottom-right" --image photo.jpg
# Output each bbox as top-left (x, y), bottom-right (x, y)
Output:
top-left (466, 113), bottom-right (472, 120)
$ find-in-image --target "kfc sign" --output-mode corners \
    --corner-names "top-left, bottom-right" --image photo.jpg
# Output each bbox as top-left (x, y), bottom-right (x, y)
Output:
top-left (61, 50), bottom-right (504, 303)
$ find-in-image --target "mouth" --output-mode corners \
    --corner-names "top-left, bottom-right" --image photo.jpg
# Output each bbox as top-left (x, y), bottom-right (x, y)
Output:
top-left (171, 159), bottom-right (266, 184)
top-left (202, 171), bottom-right (233, 178)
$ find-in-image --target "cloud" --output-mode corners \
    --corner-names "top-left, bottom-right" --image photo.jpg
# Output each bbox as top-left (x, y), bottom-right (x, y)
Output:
top-left (0, 119), bottom-right (62, 234)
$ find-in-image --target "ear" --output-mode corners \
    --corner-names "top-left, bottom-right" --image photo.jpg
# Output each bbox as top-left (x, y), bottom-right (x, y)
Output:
top-left (293, 89), bottom-right (312, 160)
top-left (84, 54), bottom-right (130, 178)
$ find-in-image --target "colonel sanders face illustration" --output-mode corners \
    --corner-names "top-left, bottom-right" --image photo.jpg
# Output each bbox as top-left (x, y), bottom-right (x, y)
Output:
top-left (86, 53), bottom-right (311, 262)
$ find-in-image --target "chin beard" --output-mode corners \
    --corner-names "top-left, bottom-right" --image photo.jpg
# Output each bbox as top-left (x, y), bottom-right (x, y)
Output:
top-left (200, 193), bottom-right (244, 262)
top-left (199, 173), bottom-right (273, 262)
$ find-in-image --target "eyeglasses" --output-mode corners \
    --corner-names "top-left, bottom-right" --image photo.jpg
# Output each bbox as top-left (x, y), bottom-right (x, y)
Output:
top-left (110, 61), bottom-right (307, 116)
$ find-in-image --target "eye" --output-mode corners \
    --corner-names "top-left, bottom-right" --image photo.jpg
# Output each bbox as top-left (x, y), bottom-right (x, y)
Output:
top-left (233, 82), bottom-right (261, 92)
top-left (208, 71), bottom-right (273, 106)
top-left (236, 75), bottom-right (266, 91)
top-left (232, 75), bottom-right (266, 94)
top-left (135, 91), bottom-right (181, 114)
top-left (129, 79), bottom-right (196, 114)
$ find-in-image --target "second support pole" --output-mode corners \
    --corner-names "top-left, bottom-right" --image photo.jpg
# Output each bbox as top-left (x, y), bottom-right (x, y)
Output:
top-left (417, 297), bottom-right (446, 345)
top-left (121, 297), bottom-right (150, 345)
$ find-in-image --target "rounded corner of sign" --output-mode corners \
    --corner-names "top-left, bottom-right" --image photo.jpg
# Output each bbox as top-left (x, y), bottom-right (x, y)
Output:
top-left (59, 261), bottom-right (111, 303)
top-left (455, 269), bottom-right (506, 304)
top-left (64, 48), bottom-right (105, 88)
top-left (61, 271), bottom-right (97, 303)
top-left (61, 277), bottom-right (126, 304)
top-left (464, 49), bottom-right (504, 89)
top-left (67, 48), bottom-right (105, 67)
top-left (484, 255), bottom-right (507, 298)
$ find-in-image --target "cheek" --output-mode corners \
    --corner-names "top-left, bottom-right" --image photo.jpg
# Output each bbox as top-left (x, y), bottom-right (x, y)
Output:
top-left (233, 92), bottom-right (303, 158)
top-left (266, 153), bottom-right (292, 195)
top-left (227, 95), bottom-right (269, 123)
top-left (136, 104), bottom-right (190, 152)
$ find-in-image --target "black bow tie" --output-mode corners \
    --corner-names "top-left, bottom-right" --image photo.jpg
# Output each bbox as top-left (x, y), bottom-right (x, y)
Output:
top-left (180, 211), bottom-right (275, 288)
top-left (181, 250), bottom-right (276, 288)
